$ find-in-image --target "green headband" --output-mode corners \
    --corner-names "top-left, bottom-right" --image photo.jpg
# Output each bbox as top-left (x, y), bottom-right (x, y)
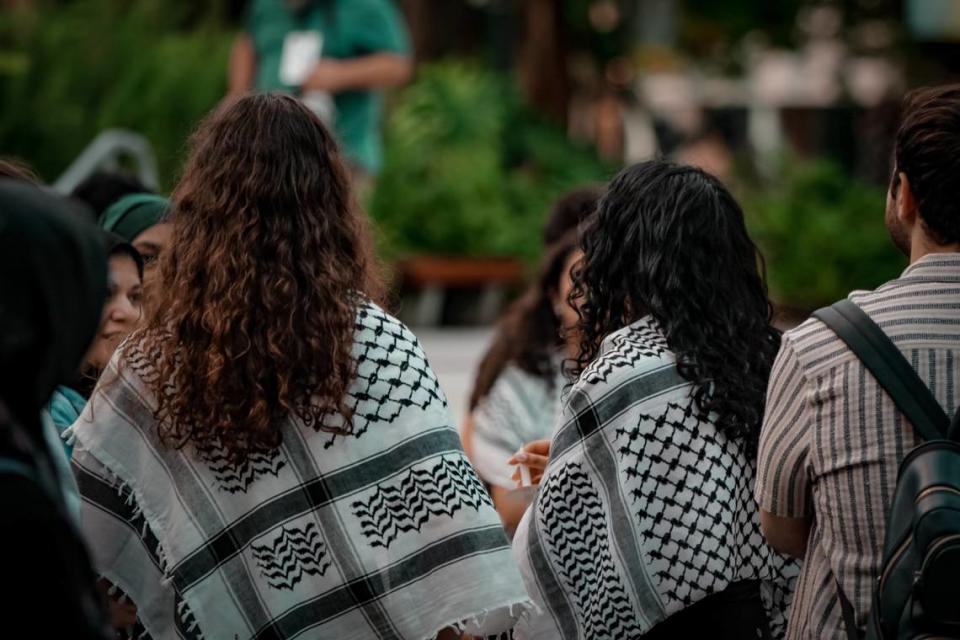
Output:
top-left (98, 193), bottom-right (170, 242)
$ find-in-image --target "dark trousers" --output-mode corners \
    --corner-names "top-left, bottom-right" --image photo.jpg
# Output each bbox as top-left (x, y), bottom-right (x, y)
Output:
top-left (643, 580), bottom-right (772, 640)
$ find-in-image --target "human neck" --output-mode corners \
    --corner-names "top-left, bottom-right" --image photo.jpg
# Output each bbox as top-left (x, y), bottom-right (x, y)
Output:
top-left (909, 233), bottom-right (960, 264)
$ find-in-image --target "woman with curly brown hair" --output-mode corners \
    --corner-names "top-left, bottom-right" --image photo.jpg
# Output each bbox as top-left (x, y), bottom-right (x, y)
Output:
top-left (69, 93), bottom-right (531, 640)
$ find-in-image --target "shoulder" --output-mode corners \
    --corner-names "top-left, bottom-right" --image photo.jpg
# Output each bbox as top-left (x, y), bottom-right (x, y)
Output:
top-left (487, 364), bottom-right (555, 405)
top-left (46, 386), bottom-right (86, 432)
top-left (474, 364), bottom-right (557, 429)
top-left (353, 302), bottom-right (426, 361)
top-left (579, 316), bottom-right (674, 388)
top-left (557, 318), bottom-right (685, 429)
top-left (350, 301), bottom-right (445, 403)
top-left (336, 0), bottom-right (410, 50)
top-left (783, 279), bottom-right (903, 376)
top-left (314, 302), bottom-right (450, 446)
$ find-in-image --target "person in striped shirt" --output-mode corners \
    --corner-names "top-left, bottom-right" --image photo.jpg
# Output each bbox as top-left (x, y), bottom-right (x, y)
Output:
top-left (757, 84), bottom-right (960, 638)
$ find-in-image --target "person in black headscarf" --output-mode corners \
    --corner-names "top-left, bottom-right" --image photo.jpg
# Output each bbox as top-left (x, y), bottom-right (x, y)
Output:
top-left (46, 232), bottom-right (144, 448)
top-left (0, 179), bottom-right (111, 638)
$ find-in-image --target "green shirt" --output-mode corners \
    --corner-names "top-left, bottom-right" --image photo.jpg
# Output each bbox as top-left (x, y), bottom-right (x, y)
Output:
top-left (249, 0), bottom-right (410, 174)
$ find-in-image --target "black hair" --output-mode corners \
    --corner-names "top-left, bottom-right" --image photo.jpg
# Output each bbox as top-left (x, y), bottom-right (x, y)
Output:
top-left (571, 160), bottom-right (780, 450)
top-left (103, 231), bottom-right (144, 281)
top-left (542, 186), bottom-right (603, 245)
top-left (71, 171), bottom-right (153, 216)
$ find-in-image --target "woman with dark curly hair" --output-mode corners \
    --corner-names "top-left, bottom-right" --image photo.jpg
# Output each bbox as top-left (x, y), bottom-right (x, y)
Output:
top-left (69, 93), bottom-right (531, 640)
top-left (511, 161), bottom-right (797, 639)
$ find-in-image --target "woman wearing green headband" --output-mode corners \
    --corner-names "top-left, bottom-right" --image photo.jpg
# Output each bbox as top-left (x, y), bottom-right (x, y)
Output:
top-left (99, 193), bottom-right (171, 298)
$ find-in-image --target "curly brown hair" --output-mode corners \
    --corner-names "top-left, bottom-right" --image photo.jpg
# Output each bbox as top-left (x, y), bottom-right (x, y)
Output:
top-left (131, 93), bottom-right (383, 462)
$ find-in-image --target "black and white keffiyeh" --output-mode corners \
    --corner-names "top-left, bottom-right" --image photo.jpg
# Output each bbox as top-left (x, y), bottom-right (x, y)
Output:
top-left (69, 303), bottom-right (532, 640)
top-left (512, 317), bottom-right (797, 639)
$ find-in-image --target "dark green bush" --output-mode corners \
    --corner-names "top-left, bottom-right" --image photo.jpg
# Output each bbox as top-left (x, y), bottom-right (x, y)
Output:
top-left (744, 159), bottom-right (907, 309)
top-left (0, 1), bottom-right (231, 188)
top-left (369, 61), bottom-right (614, 262)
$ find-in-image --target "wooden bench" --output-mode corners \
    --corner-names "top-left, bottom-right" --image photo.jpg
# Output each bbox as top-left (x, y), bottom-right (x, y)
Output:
top-left (396, 256), bottom-right (525, 326)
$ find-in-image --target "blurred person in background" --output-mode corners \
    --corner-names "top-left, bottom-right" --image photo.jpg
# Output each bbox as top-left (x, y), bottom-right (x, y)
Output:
top-left (463, 187), bottom-right (600, 535)
top-left (674, 129), bottom-right (735, 183)
top-left (540, 187), bottom-right (603, 246)
top-left (43, 233), bottom-right (145, 636)
top-left (228, 0), bottom-right (412, 184)
top-left (99, 193), bottom-right (171, 300)
top-left (70, 94), bottom-right (530, 640)
top-left (512, 161), bottom-right (797, 639)
top-left (45, 233), bottom-right (143, 448)
top-left (468, 234), bottom-right (581, 533)
top-left (71, 171), bottom-right (154, 218)
top-left (0, 180), bottom-right (111, 638)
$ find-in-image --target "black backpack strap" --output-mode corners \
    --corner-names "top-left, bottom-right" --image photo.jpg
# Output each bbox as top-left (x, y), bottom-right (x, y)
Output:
top-left (812, 299), bottom-right (950, 442)
top-left (835, 579), bottom-right (863, 640)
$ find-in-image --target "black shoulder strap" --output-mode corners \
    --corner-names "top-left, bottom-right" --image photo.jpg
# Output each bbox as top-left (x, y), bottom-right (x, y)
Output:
top-left (836, 580), bottom-right (863, 640)
top-left (812, 299), bottom-right (950, 442)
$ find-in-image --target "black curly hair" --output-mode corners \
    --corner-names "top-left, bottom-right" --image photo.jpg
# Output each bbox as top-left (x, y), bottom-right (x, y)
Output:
top-left (570, 160), bottom-right (780, 450)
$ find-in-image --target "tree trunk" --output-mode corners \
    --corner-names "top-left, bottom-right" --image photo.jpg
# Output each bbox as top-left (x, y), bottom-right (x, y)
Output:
top-left (519, 0), bottom-right (570, 126)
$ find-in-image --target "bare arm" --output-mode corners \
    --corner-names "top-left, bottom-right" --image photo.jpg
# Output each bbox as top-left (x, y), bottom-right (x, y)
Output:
top-left (302, 53), bottom-right (413, 93)
top-left (760, 510), bottom-right (811, 559)
top-left (756, 336), bottom-right (815, 560)
top-left (459, 413), bottom-right (476, 461)
top-left (228, 33), bottom-right (256, 96)
top-left (490, 484), bottom-right (533, 536)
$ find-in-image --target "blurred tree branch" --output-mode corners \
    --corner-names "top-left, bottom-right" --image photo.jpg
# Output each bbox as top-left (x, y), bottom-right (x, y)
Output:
top-left (519, 0), bottom-right (570, 125)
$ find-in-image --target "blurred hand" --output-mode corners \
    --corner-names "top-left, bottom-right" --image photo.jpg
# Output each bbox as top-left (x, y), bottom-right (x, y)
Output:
top-left (107, 596), bottom-right (137, 629)
top-left (302, 59), bottom-right (347, 93)
top-left (508, 439), bottom-right (551, 486)
top-left (98, 579), bottom-right (138, 630)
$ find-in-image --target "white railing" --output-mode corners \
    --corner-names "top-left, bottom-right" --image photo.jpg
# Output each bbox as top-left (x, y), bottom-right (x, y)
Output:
top-left (53, 129), bottom-right (159, 194)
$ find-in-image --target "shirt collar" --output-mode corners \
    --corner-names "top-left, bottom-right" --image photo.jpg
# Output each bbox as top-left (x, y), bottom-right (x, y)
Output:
top-left (899, 252), bottom-right (960, 282)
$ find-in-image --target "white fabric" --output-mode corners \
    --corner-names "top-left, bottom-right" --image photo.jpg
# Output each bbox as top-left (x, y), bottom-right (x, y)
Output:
top-left (512, 317), bottom-right (797, 639)
top-left (72, 303), bottom-right (532, 640)
top-left (471, 364), bottom-right (564, 488)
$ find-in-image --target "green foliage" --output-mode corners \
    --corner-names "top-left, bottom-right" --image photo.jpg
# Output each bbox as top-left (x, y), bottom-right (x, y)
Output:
top-left (0, 1), bottom-right (232, 188)
top-left (680, 0), bottom-right (804, 57)
top-left (744, 159), bottom-right (906, 309)
top-left (370, 62), bottom-right (613, 261)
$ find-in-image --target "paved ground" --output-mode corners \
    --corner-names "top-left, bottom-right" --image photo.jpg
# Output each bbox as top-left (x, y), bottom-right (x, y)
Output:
top-left (414, 327), bottom-right (494, 424)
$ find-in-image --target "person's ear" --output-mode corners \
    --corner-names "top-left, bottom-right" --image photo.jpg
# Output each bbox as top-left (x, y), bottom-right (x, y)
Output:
top-left (896, 172), bottom-right (918, 226)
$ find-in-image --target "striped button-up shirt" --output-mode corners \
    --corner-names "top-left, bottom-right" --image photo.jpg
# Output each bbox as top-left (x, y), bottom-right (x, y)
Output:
top-left (756, 253), bottom-right (960, 639)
